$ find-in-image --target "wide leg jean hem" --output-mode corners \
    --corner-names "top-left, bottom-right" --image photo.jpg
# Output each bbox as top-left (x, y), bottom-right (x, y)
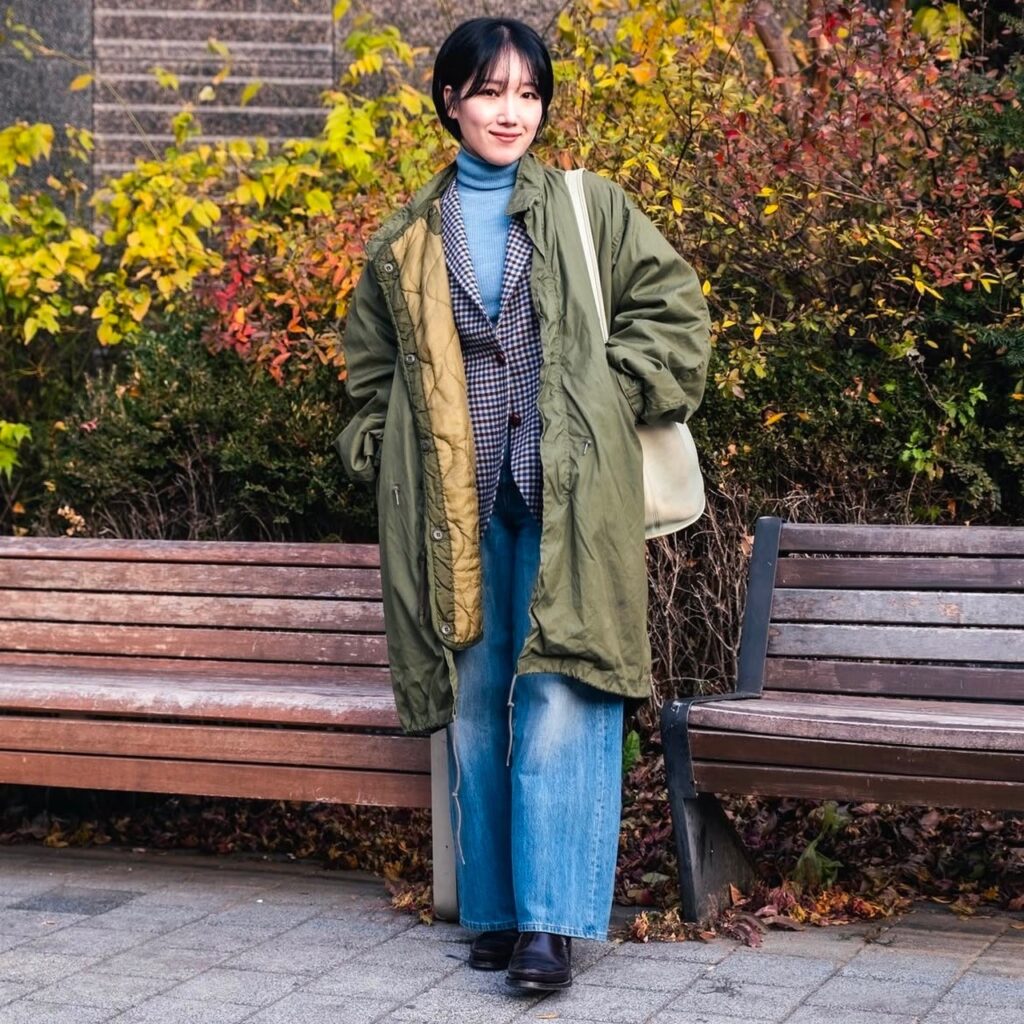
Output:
top-left (516, 920), bottom-right (612, 941)
top-left (459, 918), bottom-right (520, 932)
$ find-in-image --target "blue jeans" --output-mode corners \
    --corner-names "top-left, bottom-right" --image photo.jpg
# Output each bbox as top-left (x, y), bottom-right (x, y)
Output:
top-left (447, 462), bottom-right (624, 940)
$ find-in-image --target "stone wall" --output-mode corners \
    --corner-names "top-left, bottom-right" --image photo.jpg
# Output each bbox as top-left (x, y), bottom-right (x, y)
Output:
top-left (0, 1), bottom-right (563, 182)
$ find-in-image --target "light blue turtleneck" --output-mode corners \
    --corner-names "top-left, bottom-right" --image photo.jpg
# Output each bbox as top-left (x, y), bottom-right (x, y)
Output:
top-left (455, 148), bottom-right (519, 323)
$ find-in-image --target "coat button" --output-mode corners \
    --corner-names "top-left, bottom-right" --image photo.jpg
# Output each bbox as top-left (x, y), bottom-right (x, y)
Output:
top-left (440, 623), bottom-right (453, 636)
top-left (509, 411), bottom-right (522, 428)
top-left (383, 262), bottom-right (394, 272)
top-left (420, 438), bottom-right (430, 451)
top-left (404, 352), bottom-right (417, 364)
top-left (431, 527), bottom-right (444, 541)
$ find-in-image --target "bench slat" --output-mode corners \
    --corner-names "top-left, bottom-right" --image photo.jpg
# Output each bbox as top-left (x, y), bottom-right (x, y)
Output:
top-left (771, 589), bottom-right (1024, 627)
top-left (0, 622), bottom-right (389, 665)
top-left (693, 762), bottom-right (1024, 811)
top-left (0, 750), bottom-right (430, 808)
top-left (0, 538), bottom-right (381, 567)
top-left (0, 715), bottom-right (428, 772)
top-left (690, 730), bottom-right (1024, 782)
top-left (0, 652), bottom-right (393, 683)
top-left (0, 668), bottom-right (401, 727)
top-left (776, 558), bottom-right (1024, 590)
top-left (0, 591), bottom-right (385, 633)
top-left (688, 693), bottom-right (1024, 750)
top-left (764, 658), bottom-right (1024, 701)
top-left (768, 623), bottom-right (1024, 662)
top-left (779, 523), bottom-right (1024, 556)
top-left (0, 561), bottom-right (382, 598)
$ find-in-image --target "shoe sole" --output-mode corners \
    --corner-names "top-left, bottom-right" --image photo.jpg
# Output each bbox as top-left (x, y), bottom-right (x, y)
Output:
top-left (505, 976), bottom-right (572, 992)
top-left (468, 959), bottom-right (511, 971)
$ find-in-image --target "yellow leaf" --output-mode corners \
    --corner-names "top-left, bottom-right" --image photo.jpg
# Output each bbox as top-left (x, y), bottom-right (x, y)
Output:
top-left (240, 81), bottom-right (263, 107)
top-left (1011, 393), bottom-right (1024, 401)
top-left (332, 0), bottom-right (350, 19)
top-left (753, 324), bottom-right (764, 342)
top-left (763, 411), bottom-right (786, 427)
top-left (672, 197), bottom-right (683, 215)
top-left (764, 203), bottom-right (778, 215)
top-left (701, 279), bottom-right (711, 296)
top-left (198, 85), bottom-right (216, 103)
top-left (69, 73), bottom-right (93, 92)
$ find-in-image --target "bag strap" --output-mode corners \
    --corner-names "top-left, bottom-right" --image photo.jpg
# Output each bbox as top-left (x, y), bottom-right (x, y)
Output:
top-left (564, 169), bottom-right (609, 343)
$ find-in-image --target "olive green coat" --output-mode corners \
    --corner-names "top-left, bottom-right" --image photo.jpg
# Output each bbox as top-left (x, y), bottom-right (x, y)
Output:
top-left (337, 152), bottom-right (710, 734)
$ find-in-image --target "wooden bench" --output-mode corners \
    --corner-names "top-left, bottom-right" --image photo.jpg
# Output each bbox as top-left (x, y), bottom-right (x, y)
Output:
top-left (662, 516), bottom-right (1024, 923)
top-left (0, 537), bottom-right (457, 916)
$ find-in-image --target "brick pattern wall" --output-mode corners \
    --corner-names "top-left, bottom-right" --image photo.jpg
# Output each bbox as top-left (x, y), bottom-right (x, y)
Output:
top-left (2, 1), bottom-right (564, 181)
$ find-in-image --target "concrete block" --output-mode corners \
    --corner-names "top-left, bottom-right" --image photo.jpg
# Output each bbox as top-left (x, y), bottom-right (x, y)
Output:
top-left (539, 982), bottom-right (677, 1023)
top-left (167, 967), bottom-right (304, 1006)
top-left (9, 888), bottom-right (141, 916)
top-left (20, 925), bottom-right (150, 958)
top-left (788, 1011), bottom-right (918, 1024)
top-left (840, 947), bottom-right (964, 986)
top-left (347, 936), bottom-right (469, 973)
top-left (804, 975), bottom-right (943, 1016)
top-left (0, 951), bottom-right (98, 985)
top-left (222, 938), bottom-right (360, 975)
top-left (91, 943), bottom-right (230, 982)
top-left (384, 986), bottom-right (540, 1024)
top-left (25, 971), bottom-right (171, 1010)
top-left (608, 940), bottom-right (733, 965)
top-left (158, 924), bottom-right (265, 953)
top-left (245, 992), bottom-right (402, 1024)
top-left (924, 1007), bottom-right (1024, 1024)
top-left (942, 972), bottom-right (1024, 1008)
top-left (112, 997), bottom-right (253, 1024)
top-left (709, 950), bottom-right (837, 989)
top-left (0, 908), bottom-right (87, 937)
top-left (89, 906), bottom-right (208, 934)
top-left (0, 1001), bottom-right (113, 1024)
top-left (971, 939), bottom-right (1024, 979)
top-left (308, 963), bottom-right (446, 1002)
top-left (575, 954), bottom-right (706, 992)
top-left (663, 977), bottom-right (808, 1022)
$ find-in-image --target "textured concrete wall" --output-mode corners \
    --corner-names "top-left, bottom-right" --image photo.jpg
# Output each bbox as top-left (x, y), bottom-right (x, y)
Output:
top-left (0, 1), bottom-right (564, 182)
top-left (0, 2), bottom-right (93, 184)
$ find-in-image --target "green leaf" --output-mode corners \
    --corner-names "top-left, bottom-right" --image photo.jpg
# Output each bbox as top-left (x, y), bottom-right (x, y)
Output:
top-left (622, 729), bottom-right (641, 775)
top-left (0, 421), bottom-right (31, 482)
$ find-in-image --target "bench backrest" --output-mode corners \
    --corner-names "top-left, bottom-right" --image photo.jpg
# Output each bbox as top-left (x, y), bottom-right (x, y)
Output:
top-left (737, 518), bottom-right (1024, 701)
top-left (0, 537), bottom-right (388, 683)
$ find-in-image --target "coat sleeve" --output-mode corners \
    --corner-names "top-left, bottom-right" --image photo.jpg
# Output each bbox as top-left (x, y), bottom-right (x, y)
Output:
top-left (335, 261), bottom-right (398, 483)
top-left (604, 192), bottom-right (711, 426)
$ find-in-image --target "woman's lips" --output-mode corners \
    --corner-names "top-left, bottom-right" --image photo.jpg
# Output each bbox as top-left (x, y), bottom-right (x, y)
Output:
top-left (491, 132), bottom-right (521, 142)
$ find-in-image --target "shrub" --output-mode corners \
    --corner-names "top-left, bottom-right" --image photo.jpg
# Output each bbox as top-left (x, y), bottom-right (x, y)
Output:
top-left (32, 322), bottom-right (375, 542)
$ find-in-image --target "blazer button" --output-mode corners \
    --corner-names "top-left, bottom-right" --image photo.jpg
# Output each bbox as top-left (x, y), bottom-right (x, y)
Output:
top-left (495, 351), bottom-right (507, 366)
top-left (509, 411), bottom-right (522, 428)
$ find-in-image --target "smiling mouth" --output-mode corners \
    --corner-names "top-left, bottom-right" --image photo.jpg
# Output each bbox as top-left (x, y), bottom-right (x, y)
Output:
top-left (491, 132), bottom-right (521, 141)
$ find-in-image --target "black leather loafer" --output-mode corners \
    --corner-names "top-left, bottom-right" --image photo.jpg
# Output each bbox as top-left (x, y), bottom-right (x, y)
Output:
top-left (468, 928), bottom-right (519, 971)
top-left (505, 930), bottom-right (572, 991)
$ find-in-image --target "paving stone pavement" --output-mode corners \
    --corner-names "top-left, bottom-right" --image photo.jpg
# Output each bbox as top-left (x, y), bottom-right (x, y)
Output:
top-left (0, 847), bottom-right (1019, 1023)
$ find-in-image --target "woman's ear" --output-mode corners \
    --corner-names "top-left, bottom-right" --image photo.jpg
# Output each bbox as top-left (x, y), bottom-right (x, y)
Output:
top-left (443, 84), bottom-right (457, 118)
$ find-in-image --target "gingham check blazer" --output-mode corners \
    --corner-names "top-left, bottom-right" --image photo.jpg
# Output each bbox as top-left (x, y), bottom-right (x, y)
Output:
top-left (440, 177), bottom-right (543, 532)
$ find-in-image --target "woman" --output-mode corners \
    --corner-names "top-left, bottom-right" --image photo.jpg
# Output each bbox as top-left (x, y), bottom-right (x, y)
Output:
top-left (338, 17), bottom-right (710, 991)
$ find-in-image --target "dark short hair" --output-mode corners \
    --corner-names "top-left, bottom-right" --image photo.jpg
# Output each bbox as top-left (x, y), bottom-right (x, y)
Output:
top-left (431, 18), bottom-right (554, 141)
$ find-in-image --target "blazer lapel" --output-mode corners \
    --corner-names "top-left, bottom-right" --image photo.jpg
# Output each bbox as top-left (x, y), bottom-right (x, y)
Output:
top-left (440, 180), bottom-right (489, 321)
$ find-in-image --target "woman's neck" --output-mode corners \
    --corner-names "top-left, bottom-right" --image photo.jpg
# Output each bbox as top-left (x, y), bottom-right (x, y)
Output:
top-left (456, 147), bottom-right (519, 191)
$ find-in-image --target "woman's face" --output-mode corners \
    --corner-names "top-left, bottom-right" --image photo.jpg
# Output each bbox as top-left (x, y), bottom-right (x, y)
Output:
top-left (443, 48), bottom-right (543, 166)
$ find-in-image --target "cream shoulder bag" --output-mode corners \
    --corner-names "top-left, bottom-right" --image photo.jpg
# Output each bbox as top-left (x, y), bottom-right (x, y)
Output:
top-left (565, 168), bottom-right (706, 539)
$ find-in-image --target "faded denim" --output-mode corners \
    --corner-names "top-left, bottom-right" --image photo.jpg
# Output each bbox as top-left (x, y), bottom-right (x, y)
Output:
top-left (447, 461), bottom-right (624, 940)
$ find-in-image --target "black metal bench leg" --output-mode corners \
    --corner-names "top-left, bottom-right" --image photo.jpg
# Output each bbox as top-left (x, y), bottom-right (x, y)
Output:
top-left (662, 700), bottom-right (756, 923)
